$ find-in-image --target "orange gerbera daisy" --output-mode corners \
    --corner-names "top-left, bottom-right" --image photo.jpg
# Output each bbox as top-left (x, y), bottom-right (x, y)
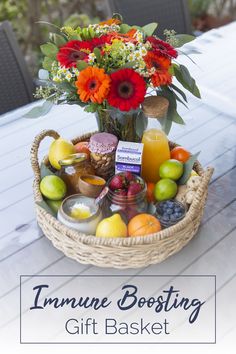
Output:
top-left (109, 29), bottom-right (138, 44)
top-left (76, 67), bottom-right (111, 104)
top-left (99, 18), bottom-right (121, 26)
top-left (144, 51), bottom-right (172, 87)
top-left (151, 71), bottom-right (172, 87)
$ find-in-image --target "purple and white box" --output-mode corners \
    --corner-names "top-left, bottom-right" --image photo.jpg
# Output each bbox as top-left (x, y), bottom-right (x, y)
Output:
top-left (115, 141), bottom-right (144, 176)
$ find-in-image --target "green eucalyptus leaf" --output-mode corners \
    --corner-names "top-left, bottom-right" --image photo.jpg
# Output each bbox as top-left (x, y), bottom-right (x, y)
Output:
top-left (178, 151), bottom-right (201, 185)
top-left (159, 115), bottom-right (173, 135)
top-left (142, 22), bottom-right (158, 36)
top-left (174, 34), bottom-right (195, 47)
top-left (40, 162), bottom-right (55, 179)
top-left (170, 84), bottom-right (188, 102)
top-left (42, 57), bottom-right (54, 71)
top-left (23, 101), bottom-right (53, 119)
top-left (36, 200), bottom-right (56, 217)
top-left (84, 103), bottom-right (99, 113)
top-left (120, 24), bottom-right (131, 33)
top-left (174, 64), bottom-right (201, 98)
top-left (76, 60), bottom-right (88, 71)
top-left (49, 33), bottom-right (67, 47)
top-left (120, 61), bottom-right (137, 69)
top-left (40, 43), bottom-right (58, 59)
top-left (173, 92), bottom-right (188, 108)
top-left (93, 47), bottom-right (102, 63)
top-left (172, 110), bottom-right (186, 125)
top-left (135, 113), bottom-right (148, 138)
top-left (56, 81), bottom-right (76, 93)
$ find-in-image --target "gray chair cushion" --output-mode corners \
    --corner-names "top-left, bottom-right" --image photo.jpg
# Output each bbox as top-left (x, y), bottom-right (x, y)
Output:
top-left (0, 21), bottom-right (34, 115)
top-left (106, 0), bottom-right (192, 37)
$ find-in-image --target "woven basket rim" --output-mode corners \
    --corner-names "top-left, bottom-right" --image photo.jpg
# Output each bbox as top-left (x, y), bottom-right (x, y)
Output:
top-left (31, 129), bottom-right (214, 248)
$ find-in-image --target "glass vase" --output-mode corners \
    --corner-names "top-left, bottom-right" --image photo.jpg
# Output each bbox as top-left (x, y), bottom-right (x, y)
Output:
top-left (95, 108), bottom-right (148, 142)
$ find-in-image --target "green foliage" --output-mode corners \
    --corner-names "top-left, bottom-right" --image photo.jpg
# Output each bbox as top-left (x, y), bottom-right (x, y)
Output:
top-left (40, 162), bottom-right (55, 179)
top-left (77, 60), bottom-right (88, 71)
top-left (142, 23), bottom-right (158, 36)
top-left (173, 64), bottom-right (201, 98)
top-left (178, 152), bottom-right (200, 185)
top-left (23, 101), bottom-right (53, 118)
top-left (40, 43), bottom-right (58, 59)
top-left (173, 34), bottom-right (195, 47)
top-left (84, 103), bottom-right (99, 113)
top-left (119, 24), bottom-right (131, 34)
top-left (93, 47), bottom-right (102, 63)
top-left (36, 200), bottom-right (56, 217)
top-left (42, 57), bottom-right (54, 71)
top-left (49, 33), bottom-right (67, 47)
top-left (156, 86), bottom-right (186, 135)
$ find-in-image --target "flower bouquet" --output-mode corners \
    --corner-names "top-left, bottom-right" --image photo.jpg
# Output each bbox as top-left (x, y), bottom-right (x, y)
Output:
top-left (29, 14), bottom-right (213, 269)
top-left (27, 14), bottom-right (200, 141)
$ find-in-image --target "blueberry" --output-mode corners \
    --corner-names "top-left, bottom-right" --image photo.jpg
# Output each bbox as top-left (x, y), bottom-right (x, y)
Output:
top-left (174, 206), bottom-right (181, 212)
top-left (170, 214), bottom-right (176, 221)
top-left (174, 213), bottom-right (180, 218)
top-left (162, 214), bottom-right (170, 221)
top-left (166, 208), bottom-right (173, 215)
top-left (177, 212), bottom-right (183, 218)
top-left (166, 201), bottom-right (174, 208)
top-left (163, 203), bottom-right (168, 210)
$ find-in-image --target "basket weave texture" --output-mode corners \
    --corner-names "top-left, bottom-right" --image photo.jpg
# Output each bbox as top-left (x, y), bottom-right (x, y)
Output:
top-left (31, 129), bottom-right (214, 269)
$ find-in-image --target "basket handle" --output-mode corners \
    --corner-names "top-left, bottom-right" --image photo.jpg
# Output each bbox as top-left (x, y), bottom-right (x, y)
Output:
top-left (189, 166), bottom-right (214, 215)
top-left (30, 129), bottom-right (60, 179)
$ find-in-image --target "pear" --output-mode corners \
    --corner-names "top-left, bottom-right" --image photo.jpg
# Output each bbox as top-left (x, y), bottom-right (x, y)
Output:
top-left (96, 214), bottom-right (127, 238)
top-left (48, 137), bottom-right (75, 170)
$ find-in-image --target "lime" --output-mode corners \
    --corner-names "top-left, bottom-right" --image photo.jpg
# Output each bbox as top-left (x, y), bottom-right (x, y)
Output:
top-left (154, 178), bottom-right (177, 201)
top-left (40, 175), bottom-right (67, 200)
top-left (46, 199), bottom-right (63, 213)
top-left (159, 159), bottom-right (183, 180)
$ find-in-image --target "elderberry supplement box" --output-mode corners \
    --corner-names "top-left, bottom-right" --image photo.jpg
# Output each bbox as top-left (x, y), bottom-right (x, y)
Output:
top-left (115, 141), bottom-right (144, 175)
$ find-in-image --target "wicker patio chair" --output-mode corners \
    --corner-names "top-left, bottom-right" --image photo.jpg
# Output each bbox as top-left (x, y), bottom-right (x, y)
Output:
top-left (105, 0), bottom-right (192, 37)
top-left (0, 21), bottom-right (34, 115)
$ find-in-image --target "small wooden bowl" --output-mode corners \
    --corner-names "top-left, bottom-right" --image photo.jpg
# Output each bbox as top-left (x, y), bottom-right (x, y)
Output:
top-left (79, 175), bottom-right (106, 198)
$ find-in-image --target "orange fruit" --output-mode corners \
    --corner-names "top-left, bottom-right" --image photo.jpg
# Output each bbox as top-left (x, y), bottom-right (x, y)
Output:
top-left (146, 182), bottom-right (155, 203)
top-left (128, 214), bottom-right (161, 237)
top-left (170, 146), bottom-right (190, 163)
top-left (74, 141), bottom-right (90, 158)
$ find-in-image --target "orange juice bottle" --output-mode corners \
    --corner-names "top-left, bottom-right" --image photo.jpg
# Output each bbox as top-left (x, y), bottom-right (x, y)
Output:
top-left (141, 129), bottom-right (170, 183)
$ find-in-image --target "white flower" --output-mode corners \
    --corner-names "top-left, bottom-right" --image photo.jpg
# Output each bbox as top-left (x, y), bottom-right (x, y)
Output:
top-left (65, 73), bottom-right (73, 81)
top-left (135, 30), bottom-right (144, 43)
top-left (139, 46), bottom-right (147, 56)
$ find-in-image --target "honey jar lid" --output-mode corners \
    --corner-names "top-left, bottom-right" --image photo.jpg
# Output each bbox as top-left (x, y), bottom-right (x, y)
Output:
top-left (59, 153), bottom-right (87, 166)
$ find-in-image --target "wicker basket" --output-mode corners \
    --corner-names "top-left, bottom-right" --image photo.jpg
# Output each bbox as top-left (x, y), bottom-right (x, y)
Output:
top-left (31, 129), bottom-right (214, 269)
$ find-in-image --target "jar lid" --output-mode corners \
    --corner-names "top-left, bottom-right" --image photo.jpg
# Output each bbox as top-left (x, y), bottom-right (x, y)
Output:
top-left (89, 133), bottom-right (118, 154)
top-left (59, 153), bottom-right (87, 166)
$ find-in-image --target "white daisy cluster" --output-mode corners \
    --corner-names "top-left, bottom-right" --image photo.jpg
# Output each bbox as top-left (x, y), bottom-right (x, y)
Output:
top-left (51, 62), bottom-right (79, 83)
top-left (88, 23), bottom-right (120, 36)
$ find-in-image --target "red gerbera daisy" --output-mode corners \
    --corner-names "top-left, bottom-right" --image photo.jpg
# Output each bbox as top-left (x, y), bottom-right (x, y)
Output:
top-left (146, 36), bottom-right (178, 59)
top-left (107, 68), bottom-right (146, 111)
top-left (90, 35), bottom-right (112, 50)
top-left (57, 40), bottom-right (92, 68)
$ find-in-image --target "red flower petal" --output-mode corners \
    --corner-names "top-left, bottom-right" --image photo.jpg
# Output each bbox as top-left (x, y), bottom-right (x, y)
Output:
top-left (57, 40), bottom-right (92, 68)
top-left (108, 68), bottom-right (146, 111)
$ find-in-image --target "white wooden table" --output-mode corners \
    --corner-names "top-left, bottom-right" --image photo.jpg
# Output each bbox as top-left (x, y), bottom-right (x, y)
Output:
top-left (0, 22), bottom-right (236, 353)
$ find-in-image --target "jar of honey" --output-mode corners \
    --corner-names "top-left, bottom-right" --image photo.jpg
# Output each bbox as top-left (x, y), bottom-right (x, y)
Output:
top-left (58, 153), bottom-right (95, 195)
